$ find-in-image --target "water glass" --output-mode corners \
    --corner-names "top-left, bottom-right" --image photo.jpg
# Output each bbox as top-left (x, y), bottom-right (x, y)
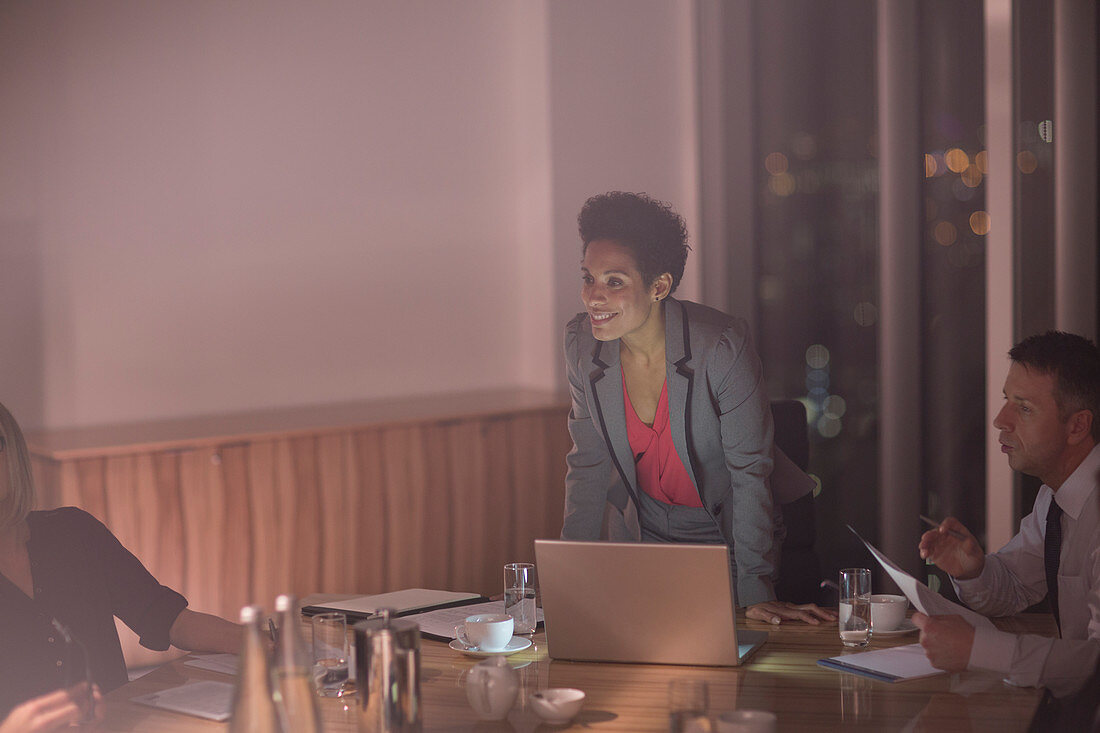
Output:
top-left (312, 612), bottom-right (350, 697)
top-left (668, 678), bottom-right (709, 732)
top-left (503, 562), bottom-right (537, 634)
top-left (838, 568), bottom-right (872, 647)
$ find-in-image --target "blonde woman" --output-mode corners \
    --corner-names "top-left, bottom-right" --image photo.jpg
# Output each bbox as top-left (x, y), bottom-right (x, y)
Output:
top-left (0, 402), bottom-right (240, 728)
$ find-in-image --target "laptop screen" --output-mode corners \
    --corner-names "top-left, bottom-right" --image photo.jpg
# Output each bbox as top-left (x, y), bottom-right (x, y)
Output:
top-left (534, 540), bottom-right (767, 666)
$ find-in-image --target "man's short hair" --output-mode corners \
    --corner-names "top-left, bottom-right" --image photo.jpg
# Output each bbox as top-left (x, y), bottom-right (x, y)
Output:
top-left (1009, 331), bottom-right (1100, 440)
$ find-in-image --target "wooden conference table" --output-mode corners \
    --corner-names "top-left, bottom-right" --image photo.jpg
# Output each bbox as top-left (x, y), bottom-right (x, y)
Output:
top-left (96, 608), bottom-right (1053, 732)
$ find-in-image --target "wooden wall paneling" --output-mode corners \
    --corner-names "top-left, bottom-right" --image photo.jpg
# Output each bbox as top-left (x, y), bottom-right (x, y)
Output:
top-left (547, 409), bottom-right (572, 536)
top-left (506, 413), bottom-right (550, 563)
top-left (336, 432), bottom-right (362, 593)
top-left (481, 417), bottom-right (514, 595)
top-left (29, 455), bottom-right (61, 508)
top-left (74, 457), bottom-right (109, 523)
top-left (288, 436), bottom-right (322, 599)
top-left (149, 453), bottom-right (186, 594)
top-left (178, 448), bottom-right (226, 618)
top-left (419, 423), bottom-right (454, 592)
top-left (316, 433), bottom-right (352, 592)
top-left (217, 444), bottom-right (254, 618)
top-left (541, 410), bottom-right (571, 540)
top-left (57, 461), bottom-right (81, 509)
top-left (351, 429), bottom-right (387, 593)
top-left (272, 439), bottom-right (301, 605)
top-left (380, 426), bottom-right (429, 591)
top-left (246, 440), bottom-right (283, 610)
top-left (442, 420), bottom-right (486, 594)
top-left (108, 453), bottom-right (187, 668)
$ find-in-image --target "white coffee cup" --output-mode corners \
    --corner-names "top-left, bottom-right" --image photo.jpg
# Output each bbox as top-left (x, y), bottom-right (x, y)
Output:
top-left (455, 614), bottom-right (513, 651)
top-left (870, 594), bottom-right (908, 631)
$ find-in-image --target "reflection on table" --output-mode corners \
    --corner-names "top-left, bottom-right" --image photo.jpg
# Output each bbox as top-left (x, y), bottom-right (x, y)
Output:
top-left (96, 609), bottom-right (1054, 731)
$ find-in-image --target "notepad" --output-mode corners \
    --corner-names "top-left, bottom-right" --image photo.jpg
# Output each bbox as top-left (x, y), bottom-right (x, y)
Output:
top-left (301, 588), bottom-right (485, 621)
top-left (184, 653), bottom-right (239, 676)
top-left (131, 680), bottom-right (235, 721)
top-left (818, 643), bottom-right (944, 683)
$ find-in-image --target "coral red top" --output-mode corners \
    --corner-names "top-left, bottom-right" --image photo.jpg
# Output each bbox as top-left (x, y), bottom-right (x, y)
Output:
top-left (622, 370), bottom-right (702, 507)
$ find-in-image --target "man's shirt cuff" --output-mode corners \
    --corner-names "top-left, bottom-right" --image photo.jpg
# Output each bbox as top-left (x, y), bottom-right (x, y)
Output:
top-left (967, 625), bottom-right (1017, 676)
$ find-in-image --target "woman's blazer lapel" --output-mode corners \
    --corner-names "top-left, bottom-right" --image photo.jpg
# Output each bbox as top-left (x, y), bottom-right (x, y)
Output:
top-left (664, 298), bottom-right (702, 497)
top-left (586, 337), bottom-right (638, 499)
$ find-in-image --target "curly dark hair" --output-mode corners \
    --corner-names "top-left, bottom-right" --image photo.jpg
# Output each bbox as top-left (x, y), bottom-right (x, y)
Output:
top-left (577, 191), bottom-right (690, 294)
top-left (1009, 331), bottom-right (1100, 440)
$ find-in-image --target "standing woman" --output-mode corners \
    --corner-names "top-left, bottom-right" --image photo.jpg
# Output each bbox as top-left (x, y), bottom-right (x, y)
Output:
top-left (561, 192), bottom-right (833, 625)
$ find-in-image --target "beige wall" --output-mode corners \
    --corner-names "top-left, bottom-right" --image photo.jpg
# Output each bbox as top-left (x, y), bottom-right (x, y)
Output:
top-left (0, 0), bottom-right (699, 431)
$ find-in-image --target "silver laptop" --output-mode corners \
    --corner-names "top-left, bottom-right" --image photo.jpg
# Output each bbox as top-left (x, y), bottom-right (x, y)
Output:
top-left (534, 539), bottom-right (767, 666)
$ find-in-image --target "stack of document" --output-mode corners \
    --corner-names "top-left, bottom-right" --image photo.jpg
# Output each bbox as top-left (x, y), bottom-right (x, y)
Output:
top-left (302, 588), bottom-right (485, 621)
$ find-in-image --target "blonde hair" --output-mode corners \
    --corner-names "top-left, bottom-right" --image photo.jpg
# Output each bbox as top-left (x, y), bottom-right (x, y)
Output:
top-left (0, 402), bottom-right (36, 528)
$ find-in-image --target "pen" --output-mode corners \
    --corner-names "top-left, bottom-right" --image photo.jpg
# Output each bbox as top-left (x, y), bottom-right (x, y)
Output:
top-left (268, 618), bottom-right (278, 644)
top-left (920, 514), bottom-right (968, 541)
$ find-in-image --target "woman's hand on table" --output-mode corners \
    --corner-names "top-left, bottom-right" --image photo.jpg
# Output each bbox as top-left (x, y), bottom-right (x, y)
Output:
top-left (747, 601), bottom-right (838, 625)
top-left (0, 683), bottom-right (104, 733)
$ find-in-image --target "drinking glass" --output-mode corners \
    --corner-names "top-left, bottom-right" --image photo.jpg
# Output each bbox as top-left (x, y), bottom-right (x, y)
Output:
top-left (668, 678), bottom-right (709, 732)
top-left (838, 568), bottom-right (872, 647)
top-left (503, 562), bottom-right (537, 634)
top-left (312, 612), bottom-right (351, 697)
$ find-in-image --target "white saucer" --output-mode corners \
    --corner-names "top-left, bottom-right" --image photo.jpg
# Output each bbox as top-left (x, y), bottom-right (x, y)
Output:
top-left (449, 637), bottom-right (533, 657)
top-left (873, 619), bottom-right (918, 637)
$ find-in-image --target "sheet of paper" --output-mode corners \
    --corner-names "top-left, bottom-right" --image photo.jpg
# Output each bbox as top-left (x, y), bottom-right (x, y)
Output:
top-left (847, 525), bottom-right (994, 630)
top-left (820, 643), bottom-right (943, 682)
top-left (131, 680), bottom-right (235, 722)
top-left (402, 600), bottom-right (545, 640)
top-left (183, 653), bottom-right (239, 676)
top-left (307, 588), bottom-right (481, 616)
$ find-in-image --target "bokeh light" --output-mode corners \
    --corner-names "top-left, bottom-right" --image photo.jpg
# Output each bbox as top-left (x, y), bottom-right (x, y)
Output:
top-left (969, 210), bottom-right (990, 235)
top-left (974, 150), bottom-right (989, 174)
top-left (817, 415), bottom-right (842, 438)
top-left (1038, 119), bottom-right (1053, 143)
top-left (960, 165), bottom-right (982, 188)
top-left (924, 154), bottom-right (937, 178)
top-left (765, 152), bottom-right (789, 175)
top-left (823, 395), bottom-right (847, 418)
top-left (933, 220), bottom-right (957, 246)
top-left (944, 147), bottom-right (969, 173)
top-left (768, 172), bottom-right (796, 196)
top-left (805, 344), bottom-right (830, 369)
top-left (1017, 150), bottom-right (1038, 174)
top-left (853, 301), bottom-right (877, 327)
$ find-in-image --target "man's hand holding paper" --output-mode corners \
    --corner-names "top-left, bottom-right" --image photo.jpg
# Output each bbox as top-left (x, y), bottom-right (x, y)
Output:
top-left (911, 612), bottom-right (976, 672)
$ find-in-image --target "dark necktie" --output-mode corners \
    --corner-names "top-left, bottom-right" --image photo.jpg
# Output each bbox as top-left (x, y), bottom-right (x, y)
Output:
top-left (1044, 499), bottom-right (1064, 632)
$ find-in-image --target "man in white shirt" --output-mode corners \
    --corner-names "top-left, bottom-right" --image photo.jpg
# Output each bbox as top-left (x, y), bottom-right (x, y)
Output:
top-left (914, 331), bottom-right (1100, 696)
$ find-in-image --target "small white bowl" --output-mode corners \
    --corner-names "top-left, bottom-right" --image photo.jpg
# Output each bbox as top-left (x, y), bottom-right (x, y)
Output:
top-left (528, 688), bottom-right (586, 725)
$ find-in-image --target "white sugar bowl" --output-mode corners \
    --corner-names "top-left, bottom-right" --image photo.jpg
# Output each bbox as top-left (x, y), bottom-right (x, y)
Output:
top-left (529, 688), bottom-right (586, 726)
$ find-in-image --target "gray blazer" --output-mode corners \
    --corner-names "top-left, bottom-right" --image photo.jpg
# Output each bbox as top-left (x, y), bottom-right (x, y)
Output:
top-left (561, 298), bottom-right (809, 607)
